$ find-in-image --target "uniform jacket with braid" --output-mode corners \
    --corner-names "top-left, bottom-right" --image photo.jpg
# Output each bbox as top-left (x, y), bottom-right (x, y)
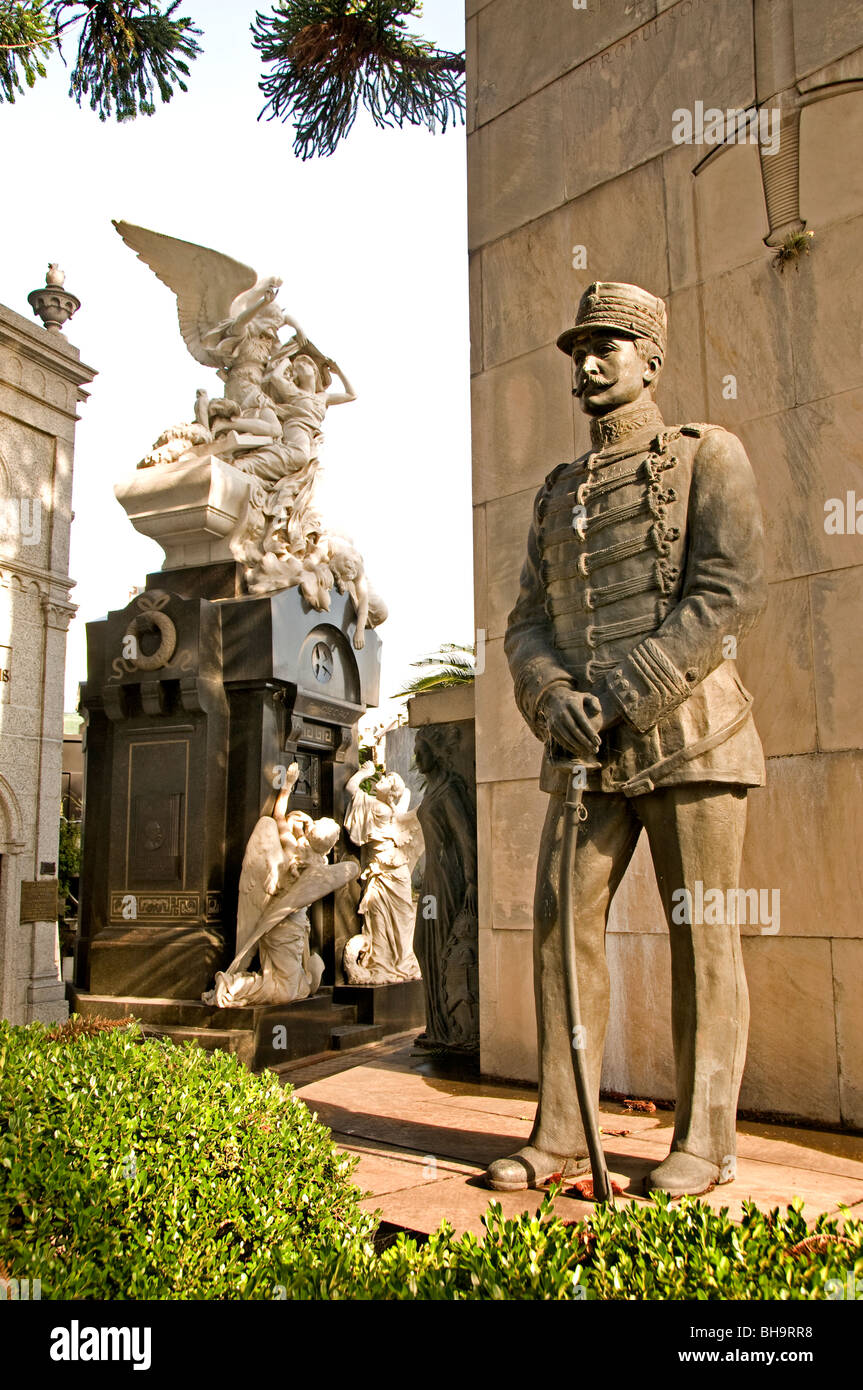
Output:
top-left (504, 403), bottom-right (768, 796)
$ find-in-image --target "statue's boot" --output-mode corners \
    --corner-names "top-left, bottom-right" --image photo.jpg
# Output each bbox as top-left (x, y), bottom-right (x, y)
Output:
top-left (485, 1145), bottom-right (590, 1192)
top-left (644, 1151), bottom-right (721, 1198)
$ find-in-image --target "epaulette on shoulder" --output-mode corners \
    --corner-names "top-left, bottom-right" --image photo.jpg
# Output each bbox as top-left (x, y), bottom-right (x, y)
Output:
top-left (680, 423), bottom-right (721, 438)
top-left (543, 460), bottom-right (571, 489)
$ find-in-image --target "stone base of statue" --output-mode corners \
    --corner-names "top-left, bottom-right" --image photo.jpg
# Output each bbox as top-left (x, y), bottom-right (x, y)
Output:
top-left (114, 454), bottom-right (252, 569)
top-left (67, 984), bottom-right (414, 1070)
top-left (333, 979), bottom-right (426, 1035)
top-left (87, 925), bottom-right (224, 1000)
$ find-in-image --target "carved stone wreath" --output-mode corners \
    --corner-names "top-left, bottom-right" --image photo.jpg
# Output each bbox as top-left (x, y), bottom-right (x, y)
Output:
top-left (123, 611), bottom-right (177, 671)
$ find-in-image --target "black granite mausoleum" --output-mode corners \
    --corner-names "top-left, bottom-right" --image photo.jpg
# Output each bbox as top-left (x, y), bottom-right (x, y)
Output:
top-left (75, 560), bottom-right (380, 1004)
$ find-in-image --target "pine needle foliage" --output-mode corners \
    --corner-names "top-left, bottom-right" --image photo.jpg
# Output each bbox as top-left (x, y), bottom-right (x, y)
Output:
top-left (63, 1), bottom-right (202, 120)
top-left (0, 2), bottom-right (55, 102)
top-left (0, 2), bottom-right (202, 118)
top-left (394, 641), bottom-right (475, 697)
top-left (253, 0), bottom-right (465, 159)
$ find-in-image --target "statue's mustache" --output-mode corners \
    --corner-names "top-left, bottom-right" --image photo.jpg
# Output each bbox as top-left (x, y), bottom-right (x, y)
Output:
top-left (574, 374), bottom-right (611, 398)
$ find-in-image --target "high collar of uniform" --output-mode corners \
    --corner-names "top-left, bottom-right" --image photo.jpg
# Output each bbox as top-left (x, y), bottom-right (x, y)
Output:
top-left (588, 399), bottom-right (664, 451)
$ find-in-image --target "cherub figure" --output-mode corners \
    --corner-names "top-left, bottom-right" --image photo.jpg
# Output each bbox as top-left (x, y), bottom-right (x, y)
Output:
top-left (325, 533), bottom-right (389, 649)
top-left (343, 762), bottom-right (424, 984)
top-left (234, 352), bottom-right (356, 483)
top-left (203, 764), bottom-right (358, 1008)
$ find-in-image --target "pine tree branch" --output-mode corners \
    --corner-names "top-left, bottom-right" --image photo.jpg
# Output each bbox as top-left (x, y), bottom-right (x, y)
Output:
top-left (1, 2), bottom-right (202, 115)
top-left (65, 1), bottom-right (203, 121)
top-left (253, 1), bottom-right (466, 159)
top-left (0, 4), bottom-right (97, 51)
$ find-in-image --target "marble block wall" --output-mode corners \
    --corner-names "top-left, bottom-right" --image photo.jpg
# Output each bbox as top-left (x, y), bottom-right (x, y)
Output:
top-left (0, 302), bottom-right (95, 1023)
top-left (468, 0), bottom-right (863, 1125)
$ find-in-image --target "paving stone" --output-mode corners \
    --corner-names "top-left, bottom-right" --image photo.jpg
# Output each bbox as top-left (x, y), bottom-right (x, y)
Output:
top-left (359, 1172), bottom-right (596, 1239)
top-left (331, 1135), bottom-right (476, 1199)
top-left (295, 1041), bottom-right (863, 1234)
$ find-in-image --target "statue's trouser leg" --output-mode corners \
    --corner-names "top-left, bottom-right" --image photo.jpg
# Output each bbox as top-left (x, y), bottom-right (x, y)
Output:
top-left (637, 785), bottom-right (750, 1169)
top-left (530, 791), bottom-right (641, 1158)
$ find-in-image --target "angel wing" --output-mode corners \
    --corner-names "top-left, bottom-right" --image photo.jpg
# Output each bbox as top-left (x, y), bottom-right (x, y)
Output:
top-left (392, 810), bottom-right (425, 873)
top-left (234, 817), bottom-right (285, 971)
top-left (113, 220), bottom-right (259, 367)
top-left (227, 859), bottom-right (360, 975)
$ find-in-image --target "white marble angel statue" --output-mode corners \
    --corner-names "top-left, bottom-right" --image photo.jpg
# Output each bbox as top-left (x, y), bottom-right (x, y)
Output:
top-left (342, 762), bottom-right (424, 985)
top-left (114, 220), bottom-right (387, 641)
top-left (227, 351), bottom-right (358, 588)
top-left (251, 351), bottom-right (357, 479)
top-left (113, 220), bottom-right (340, 471)
top-left (203, 764), bottom-right (359, 1008)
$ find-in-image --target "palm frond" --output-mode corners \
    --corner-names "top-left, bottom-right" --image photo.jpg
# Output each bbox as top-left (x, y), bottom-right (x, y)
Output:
top-left (391, 639), bottom-right (476, 697)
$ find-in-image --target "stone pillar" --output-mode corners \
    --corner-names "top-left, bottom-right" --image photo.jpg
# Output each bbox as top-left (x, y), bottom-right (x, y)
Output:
top-left (0, 293), bottom-right (95, 1023)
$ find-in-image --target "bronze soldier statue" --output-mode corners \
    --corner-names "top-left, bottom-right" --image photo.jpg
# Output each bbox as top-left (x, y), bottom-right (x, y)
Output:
top-left (486, 282), bottom-right (767, 1198)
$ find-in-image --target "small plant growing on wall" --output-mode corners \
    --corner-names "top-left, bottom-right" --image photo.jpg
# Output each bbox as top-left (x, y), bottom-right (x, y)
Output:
top-left (772, 228), bottom-right (815, 274)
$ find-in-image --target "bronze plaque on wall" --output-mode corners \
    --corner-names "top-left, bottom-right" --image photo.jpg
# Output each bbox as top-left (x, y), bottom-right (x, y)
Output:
top-left (20, 880), bottom-right (59, 922)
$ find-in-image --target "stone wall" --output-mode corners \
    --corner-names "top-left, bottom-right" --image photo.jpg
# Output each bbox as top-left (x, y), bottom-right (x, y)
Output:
top-left (0, 302), bottom-right (95, 1023)
top-left (468, 0), bottom-right (863, 1125)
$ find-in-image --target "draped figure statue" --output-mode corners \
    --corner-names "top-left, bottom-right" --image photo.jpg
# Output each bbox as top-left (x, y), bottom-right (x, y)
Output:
top-left (343, 763), bottom-right (424, 985)
top-left (413, 727), bottom-right (479, 1052)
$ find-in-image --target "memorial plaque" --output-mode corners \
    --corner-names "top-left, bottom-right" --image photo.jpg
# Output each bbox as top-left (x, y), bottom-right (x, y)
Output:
top-left (127, 739), bottom-right (188, 887)
top-left (20, 880), bottom-right (59, 922)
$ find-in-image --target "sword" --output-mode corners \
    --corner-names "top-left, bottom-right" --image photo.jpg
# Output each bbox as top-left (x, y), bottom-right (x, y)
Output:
top-left (560, 755), bottom-right (614, 1205)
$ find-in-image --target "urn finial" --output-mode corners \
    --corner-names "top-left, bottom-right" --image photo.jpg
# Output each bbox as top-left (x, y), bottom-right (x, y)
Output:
top-left (28, 264), bottom-right (80, 333)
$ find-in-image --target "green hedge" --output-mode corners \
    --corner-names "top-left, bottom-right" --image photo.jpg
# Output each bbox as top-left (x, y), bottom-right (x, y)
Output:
top-left (0, 1017), bottom-right (375, 1299)
top-left (1, 1018), bottom-right (860, 1300)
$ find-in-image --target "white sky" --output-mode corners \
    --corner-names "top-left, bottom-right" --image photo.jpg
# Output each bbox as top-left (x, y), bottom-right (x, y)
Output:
top-left (0, 0), bottom-right (473, 726)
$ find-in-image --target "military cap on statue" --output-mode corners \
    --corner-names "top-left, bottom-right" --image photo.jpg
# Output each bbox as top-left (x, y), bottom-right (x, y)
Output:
top-left (556, 281), bottom-right (668, 360)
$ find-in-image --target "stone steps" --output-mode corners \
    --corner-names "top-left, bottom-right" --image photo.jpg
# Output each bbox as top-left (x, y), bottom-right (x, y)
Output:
top-left (141, 1023), bottom-right (256, 1068)
top-left (330, 1023), bottom-right (385, 1051)
top-left (70, 990), bottom-right (255, 1030)
top-left (69, 980), bottom-right (424, 1071)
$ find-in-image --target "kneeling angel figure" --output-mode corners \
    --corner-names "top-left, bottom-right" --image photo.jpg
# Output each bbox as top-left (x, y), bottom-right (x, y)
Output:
top-left (204, 765), bottom-right (358, 1007)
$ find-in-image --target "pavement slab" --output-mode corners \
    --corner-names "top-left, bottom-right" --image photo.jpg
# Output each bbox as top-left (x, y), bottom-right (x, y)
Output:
top-left (330, 1131), bottom-right (478, 1198)
top-left (292, 1039), bottom-right (863, 1237)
